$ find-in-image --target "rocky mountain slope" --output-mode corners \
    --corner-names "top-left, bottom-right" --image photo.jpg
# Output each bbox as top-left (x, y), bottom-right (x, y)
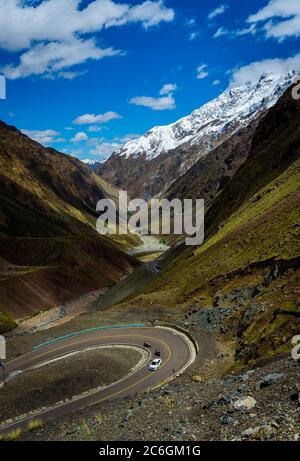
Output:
top-left (117, 83), bottom-right (300, 365)
top-left (98, 73), bottom-right (297, 198)
top-left (0, 121), bottom-right (138, 330)
top-left (164, 117), bottom-right (260, 210)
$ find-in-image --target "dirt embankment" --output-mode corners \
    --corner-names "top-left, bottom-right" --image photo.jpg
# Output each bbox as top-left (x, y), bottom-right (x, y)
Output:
top-left (0, 347), bottom-right (141, 420)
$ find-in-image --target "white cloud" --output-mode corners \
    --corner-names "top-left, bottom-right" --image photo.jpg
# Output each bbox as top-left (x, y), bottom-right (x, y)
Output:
top-left (159, 83), bottom-right (177, 95)
top-left (229, 53), bottom-right (300, 87)
top-left (208, 4), bottom-right (228, 20)
top-left (111, 133), bottom-right (141, 144)
top-left (186, 18), bottom-right (196, 27)
top-left (121, 133), bottom-right (140, 143)
top-left (71, 131), bottom-right (89, 143)
top-left (213, 27), bottom-right (228, 38)
top-left (185, 17), bottom-right (198, 40)
top-left (73, 111), bottom-right (122, 125)
top-left (247, 0), bottom-right (300, 41)
top-left (86, 132), bottom-right (140, 160)
top-left (235, 24), bottom-right (257, 37)
top-left (130, 83), bottom-right (177, 110)
top-left (130, 95), bottom-right (175, 110)
top-left (63, 148), bottom-right (83, 157)
top-left (0, 0), bottom-right (174, 79)
top-left (189, 31), bottom-right (198, 41)
top-left (87, 125), bottom-right (103, 132)
top-left (3, 38), bottom-right (120, 80)
top-left (197, 64), bottom-right (209, 80)
top-left (0, 0), bottom-right (174, 50)
top-left (21, 128), bottom-right (63, 145)
top-left (213, 24), bottom-right (257, 39)
top-left (124, 0), bottom-right (175, 28)
top-left (90, 141), bottom-right (123, 159)
top-left (212, 79), bottom-right (221, 86)
top-left (58, 70), bottom-right (88, 80)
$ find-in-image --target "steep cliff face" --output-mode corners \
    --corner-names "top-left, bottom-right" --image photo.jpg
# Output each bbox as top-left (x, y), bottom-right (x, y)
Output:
top-left (0, 121), bottom-right (137, 325)
top-left (164, 118), bottom-right (260, 205)
top-left (98, 73), bottom-right (297, 198)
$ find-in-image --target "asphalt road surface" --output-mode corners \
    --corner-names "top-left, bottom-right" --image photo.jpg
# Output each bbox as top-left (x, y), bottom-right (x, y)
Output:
top-left (0, 325), bottom-right (195, 435)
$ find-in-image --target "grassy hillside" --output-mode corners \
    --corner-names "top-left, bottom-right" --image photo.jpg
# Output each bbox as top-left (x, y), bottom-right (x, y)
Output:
top-left (122, 85), bottom-right (300, 365)
top-left (0, 121), bottom-right (139, 328)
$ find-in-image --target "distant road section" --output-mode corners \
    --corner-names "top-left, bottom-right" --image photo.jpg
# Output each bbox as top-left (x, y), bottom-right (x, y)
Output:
top-left (127, 235), bottom-right (170, 256)
top-left (0, 325), bottom-right (196, 435)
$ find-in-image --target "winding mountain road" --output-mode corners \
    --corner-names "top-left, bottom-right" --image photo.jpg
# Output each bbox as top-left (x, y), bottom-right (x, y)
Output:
top-left (0, 325), bottom-right (196, 435)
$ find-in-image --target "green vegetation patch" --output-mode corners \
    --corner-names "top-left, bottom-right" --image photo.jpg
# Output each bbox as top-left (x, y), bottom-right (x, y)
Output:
top-left (0, 308), bottom-right (17, 333)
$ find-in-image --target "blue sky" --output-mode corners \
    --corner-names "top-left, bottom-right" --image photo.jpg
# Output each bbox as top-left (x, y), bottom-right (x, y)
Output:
top-left (0, 0), bottom-right (300, 162)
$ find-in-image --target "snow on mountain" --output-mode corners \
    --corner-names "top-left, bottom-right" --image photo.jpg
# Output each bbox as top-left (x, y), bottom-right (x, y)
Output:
top-left (114, 72), bottom-right (296, 161)
top-left (82, 159), bottom-right (98, 165)
top-left (82, 159), bottom-right (103, 170)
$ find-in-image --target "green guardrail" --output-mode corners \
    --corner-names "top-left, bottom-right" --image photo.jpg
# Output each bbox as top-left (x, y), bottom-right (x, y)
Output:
top-left (33, 323), bottom-right (145, 350)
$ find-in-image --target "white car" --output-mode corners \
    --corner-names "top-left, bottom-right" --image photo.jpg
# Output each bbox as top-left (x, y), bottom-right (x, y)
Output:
top-left (148, 358), bottom-right (162, 371)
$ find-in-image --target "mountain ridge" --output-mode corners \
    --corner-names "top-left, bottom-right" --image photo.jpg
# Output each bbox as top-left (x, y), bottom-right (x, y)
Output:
top-left (116, 72), bottom-right (296, 160)
top-left (98, 72), bottom-right (297, 198)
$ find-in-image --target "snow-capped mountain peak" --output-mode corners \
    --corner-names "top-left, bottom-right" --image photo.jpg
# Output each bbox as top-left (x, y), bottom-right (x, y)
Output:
top-left (114, 72), bottom-right (296, 161)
